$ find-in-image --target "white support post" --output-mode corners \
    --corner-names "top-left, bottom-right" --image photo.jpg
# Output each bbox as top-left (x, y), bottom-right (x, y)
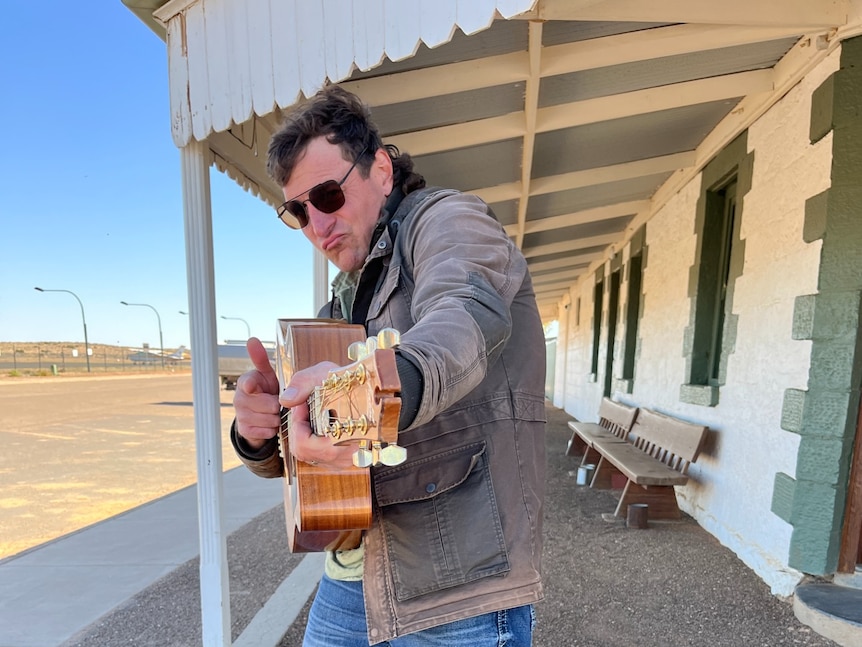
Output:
top-left (313, 248), bottom-right (329, 315)
top-left (180, 139), bottom-right (232, 646)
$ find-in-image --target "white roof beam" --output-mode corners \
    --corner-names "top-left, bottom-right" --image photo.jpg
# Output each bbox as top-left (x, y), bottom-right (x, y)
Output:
top-left (534, 286), bottom-right (570, 297)
top-left (340, 52), bottom-right (529, 107)
top-left (532, 279), bottom-right (578, 293)
top-left (523, 201), bottom-right (649, 235)
top-left (537, 69), bottom-right (773, 133)
top-left (387, 113), bottom-right (524, 156)
top-left (532, 269), bottom-right (588, 285)
top-left (504, 201), bottom-right (644, 237)
top-left (541, 23), bottom-right (813, 77)
top-left (530, 152), bottom-right (694, 194)
top-left (530, 250), bottom-right (605, 268)
top-left (515, 21), bottom-right (543, 248)
top-left (524, 234), bottom-right (619, 258)
top-left (525, 0), bottom-right (848, 28)
top-left (528, 257), bottom-right (592, 274)
top-left (389, 69), bottom-right (773, 155)
top-left (474, 152), bottom-right (695, 204)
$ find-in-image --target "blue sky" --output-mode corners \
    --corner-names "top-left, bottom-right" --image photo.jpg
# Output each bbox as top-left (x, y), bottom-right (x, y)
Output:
top-left (0, 2), bottom-right (315, 350)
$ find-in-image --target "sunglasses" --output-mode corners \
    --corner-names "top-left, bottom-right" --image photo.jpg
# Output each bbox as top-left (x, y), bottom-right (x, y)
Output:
top-left (276, 146), bottom-right (368, 229)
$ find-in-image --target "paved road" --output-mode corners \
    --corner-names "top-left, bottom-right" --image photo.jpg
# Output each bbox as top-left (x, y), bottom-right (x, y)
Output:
top-left (0, 374), bottom-right (240, 559)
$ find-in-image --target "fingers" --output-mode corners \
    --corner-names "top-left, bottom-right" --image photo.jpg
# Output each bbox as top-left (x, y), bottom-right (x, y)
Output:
top-left (233, 390), bottom-right (281, 449)
top-left (279, 361), bottom-right (338, 407)
top-left (288, 405), bottom-right (358, 470)
top-left (283, 361), bottom-right (357, 469)
top-left (234, 357), bottom-right (363, 467)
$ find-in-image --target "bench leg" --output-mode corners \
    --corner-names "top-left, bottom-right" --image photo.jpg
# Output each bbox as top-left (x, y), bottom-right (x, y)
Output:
top-left (566, 433), bottom-right (588, 457)
top-left (613, 481), bottom-right (681, 520)
top-left (580, 446), bottom-right (600, 467)
top-left (590, 456), bottom-right (625, 489)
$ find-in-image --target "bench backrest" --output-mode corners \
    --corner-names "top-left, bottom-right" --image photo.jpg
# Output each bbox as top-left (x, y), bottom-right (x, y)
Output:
top-left (597, 398), bottom-right (639, 440)
top-left (629, 409), bottom-right (708, 474)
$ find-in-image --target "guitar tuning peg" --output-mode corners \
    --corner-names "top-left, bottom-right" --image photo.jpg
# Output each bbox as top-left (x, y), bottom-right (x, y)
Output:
top-left (348, 340), bottom-right (369, 361)
top-left (353, 448), bottom-right (374, 468)
top-left (379, 444), bottom-right (407, 466)
top-left (377, 328), bottom-right (400, 348)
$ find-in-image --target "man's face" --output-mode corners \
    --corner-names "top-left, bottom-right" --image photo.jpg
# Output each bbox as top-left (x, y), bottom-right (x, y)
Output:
top-left (283, 137), bottom-right (393, 273)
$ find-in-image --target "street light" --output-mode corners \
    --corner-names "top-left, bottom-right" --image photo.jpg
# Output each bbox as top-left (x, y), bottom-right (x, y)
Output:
top-left (121, 301), bottom-right (164, 370)
top-left (34, 287), bottom-right (91, 373)
top-left (220, 315), bottom-right (251, 339)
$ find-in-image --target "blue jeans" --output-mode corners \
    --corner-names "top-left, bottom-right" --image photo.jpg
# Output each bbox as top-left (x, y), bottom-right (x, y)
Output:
top-left (303, 574), bottom-right (535, 646)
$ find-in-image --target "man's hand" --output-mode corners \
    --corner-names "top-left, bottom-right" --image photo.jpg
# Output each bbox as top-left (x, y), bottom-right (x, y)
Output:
top-left (233, 338), bottom-right (281, 450)
top-left (281, 362), bottom-right (364, 470)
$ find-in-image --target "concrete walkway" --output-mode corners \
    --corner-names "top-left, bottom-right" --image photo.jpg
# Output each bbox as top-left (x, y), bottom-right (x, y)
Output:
top-left (0, 406), bottom-right (842, 647)
top-left (0, 468), bottom-right (284, 647)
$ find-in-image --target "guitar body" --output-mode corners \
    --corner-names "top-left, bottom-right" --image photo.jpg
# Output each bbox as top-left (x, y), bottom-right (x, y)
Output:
top-left (276, 319), bottom-right (401, 553)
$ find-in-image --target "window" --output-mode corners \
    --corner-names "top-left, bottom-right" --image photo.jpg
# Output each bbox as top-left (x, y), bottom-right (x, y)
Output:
top-left (690, 180), bottom-right (737, 387)
top-left (621, 251), bottom-right (643, 388)
top-left (590, 278), bottom-right (603, 381)
top-left (681, 133), bottom-right (750, 407)
top-left (603, 270), bottom-right (621, 396)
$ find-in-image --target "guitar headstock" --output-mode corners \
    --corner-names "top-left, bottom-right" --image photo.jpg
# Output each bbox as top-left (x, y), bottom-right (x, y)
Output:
top-left (310, 328), bottom-right (406, 467)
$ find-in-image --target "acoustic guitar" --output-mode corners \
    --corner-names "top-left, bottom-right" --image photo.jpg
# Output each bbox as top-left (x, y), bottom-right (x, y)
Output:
top-left (275, 319), bottom-right (405, 553)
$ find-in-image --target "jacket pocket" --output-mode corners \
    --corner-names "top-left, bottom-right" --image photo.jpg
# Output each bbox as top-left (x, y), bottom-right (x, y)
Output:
top-left (366, 265), bottom-right (407, 328)
top-left (373, 441), bottom-right (510, 601)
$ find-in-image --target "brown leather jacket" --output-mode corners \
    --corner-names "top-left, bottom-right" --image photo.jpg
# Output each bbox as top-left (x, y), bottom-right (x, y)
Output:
top-left (233, 189), bottom-right (546, 643)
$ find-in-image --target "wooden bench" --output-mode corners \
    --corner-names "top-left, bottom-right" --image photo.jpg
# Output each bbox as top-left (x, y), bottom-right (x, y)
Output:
top-left (590, 408), bottom-right (708, 520)
top-left (566, 398), bottom-right (639, 468)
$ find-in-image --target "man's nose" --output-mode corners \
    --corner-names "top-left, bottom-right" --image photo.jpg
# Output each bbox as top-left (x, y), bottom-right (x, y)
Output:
top-left (306, 205), bottom-right (335, 237)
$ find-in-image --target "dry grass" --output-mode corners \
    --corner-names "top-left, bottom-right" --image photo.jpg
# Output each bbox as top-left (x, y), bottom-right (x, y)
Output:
top-left (0, 341), bottom-right (190, 377)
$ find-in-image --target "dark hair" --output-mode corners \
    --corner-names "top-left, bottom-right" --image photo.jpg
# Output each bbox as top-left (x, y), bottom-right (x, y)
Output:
top-left (267, 85), bottom-right (425, 194)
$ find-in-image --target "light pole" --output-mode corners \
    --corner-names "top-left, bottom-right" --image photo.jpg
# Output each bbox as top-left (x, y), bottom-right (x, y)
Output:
top-left (220, 315), bottom-right (251, 339)
top-left (121, 301), bottom-right (164, 370)
top-left (34, 287), bottom-right (91, 373)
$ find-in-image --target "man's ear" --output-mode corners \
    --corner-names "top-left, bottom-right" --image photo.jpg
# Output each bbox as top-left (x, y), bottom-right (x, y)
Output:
top-left (373, 146), bottom-right (394, 196)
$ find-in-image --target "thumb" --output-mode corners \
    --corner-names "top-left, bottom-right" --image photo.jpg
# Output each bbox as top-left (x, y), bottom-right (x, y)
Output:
top-left (246, 337), bottom-right (279, 392)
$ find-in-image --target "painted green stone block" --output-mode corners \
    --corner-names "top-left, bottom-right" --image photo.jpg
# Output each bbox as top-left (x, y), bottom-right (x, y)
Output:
top-left (803, 191), bottom-right (828, 243)
top-left (789, 522), bottom-right (842, 575)
top-left (792, 295), bottom-right (816, 341)
top-left (782, 388), bottom-right (853, 436)
top-left (809, 341), bottom-right (857, 390)
top-left (771, 472), bottom-right (796, 522)
top-left (795, 435), bottom-right (853, 482)
top-left (679, 383), bottom-right (719, 407)
top-left (819, 294), bottom-right (862, 340)
top-left (810, 73), bottom-right (835, 144)
top-left (781, 388), bottom-right (806, 433)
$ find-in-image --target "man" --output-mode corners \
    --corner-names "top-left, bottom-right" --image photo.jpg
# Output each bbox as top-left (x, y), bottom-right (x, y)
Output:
top-left (231, 86), bottom-right (546, 646)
